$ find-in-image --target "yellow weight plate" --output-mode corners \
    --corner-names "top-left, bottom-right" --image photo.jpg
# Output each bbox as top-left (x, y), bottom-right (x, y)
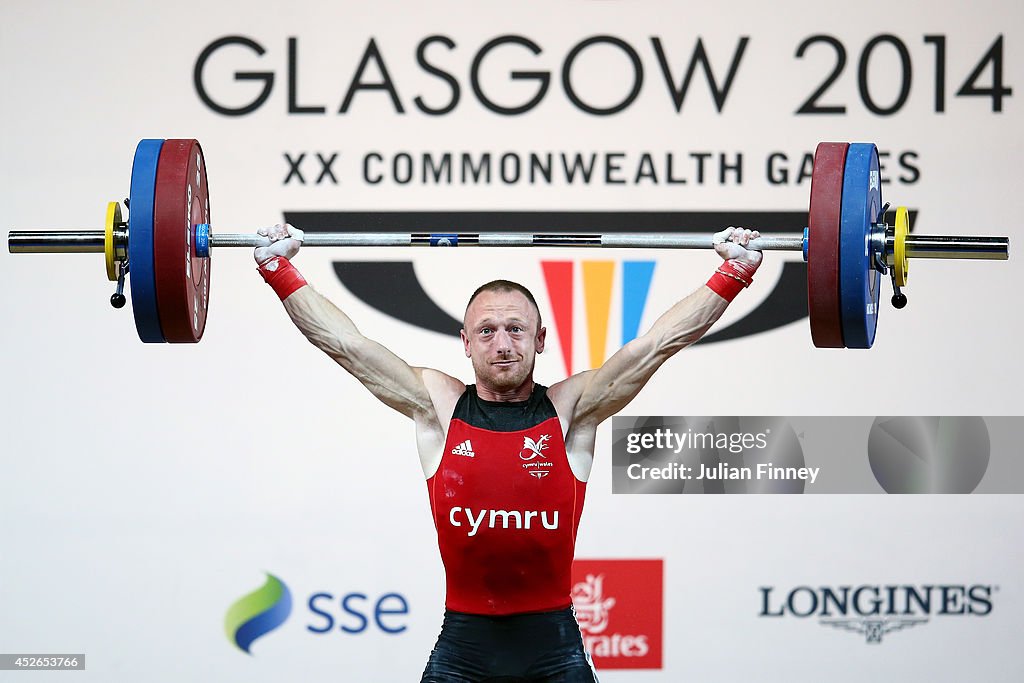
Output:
top-left (105, 202), bottom-right (121, 281)
top-left (894, 206), bottom-right (909, 287)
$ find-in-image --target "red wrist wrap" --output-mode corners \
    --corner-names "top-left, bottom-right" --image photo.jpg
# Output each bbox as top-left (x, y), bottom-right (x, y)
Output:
top-left (258, 257), bottom-right (307, 301)
top-left (706, 260), bottom-right (756, 302)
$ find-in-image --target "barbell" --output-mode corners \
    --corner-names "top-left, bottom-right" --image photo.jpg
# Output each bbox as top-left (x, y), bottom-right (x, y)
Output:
top-left (6, 139), bottom-right (1009, 348)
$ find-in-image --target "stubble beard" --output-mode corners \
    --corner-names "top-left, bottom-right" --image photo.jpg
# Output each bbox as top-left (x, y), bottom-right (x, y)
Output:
top-left (473, 354), bottom-right (534, 393)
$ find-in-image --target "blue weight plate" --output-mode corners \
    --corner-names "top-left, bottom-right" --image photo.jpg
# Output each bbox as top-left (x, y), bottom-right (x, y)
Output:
top-left (129, 138), bottom-right (166, 343)
top-left (838, 143), bottom-right (882, 348)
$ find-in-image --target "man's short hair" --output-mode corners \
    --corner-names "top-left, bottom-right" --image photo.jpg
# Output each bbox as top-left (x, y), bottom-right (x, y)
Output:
top-left (465, 280), bottom-right (542, 328)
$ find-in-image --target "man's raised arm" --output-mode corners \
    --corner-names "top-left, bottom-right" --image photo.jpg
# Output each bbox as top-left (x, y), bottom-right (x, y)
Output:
top-left (253, 223), bottom-right (458, 422)
top-left (556, 227), bottom-right (763, 430)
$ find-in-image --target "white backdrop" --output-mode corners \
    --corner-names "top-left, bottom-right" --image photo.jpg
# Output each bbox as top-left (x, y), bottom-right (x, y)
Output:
top-left (1, 1), bottom-right (1022, 681)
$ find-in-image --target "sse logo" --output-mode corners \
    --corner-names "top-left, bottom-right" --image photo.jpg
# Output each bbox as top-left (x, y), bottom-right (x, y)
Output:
top-left (225, 573), bottom-right (410, 655)
top-left (225, 573), bottom-right (293, 654)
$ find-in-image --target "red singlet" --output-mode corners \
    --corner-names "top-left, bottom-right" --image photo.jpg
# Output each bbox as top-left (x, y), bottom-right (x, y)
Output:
top-left (427, 384), bottom-right (587, 615)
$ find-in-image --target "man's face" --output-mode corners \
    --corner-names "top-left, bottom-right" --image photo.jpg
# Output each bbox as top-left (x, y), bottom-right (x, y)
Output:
top-left (461, 290), bottom-right (546, 392)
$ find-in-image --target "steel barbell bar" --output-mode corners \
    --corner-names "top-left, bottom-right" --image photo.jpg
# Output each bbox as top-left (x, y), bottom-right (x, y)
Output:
top-left (6, 229), bottom-right (1011, 259)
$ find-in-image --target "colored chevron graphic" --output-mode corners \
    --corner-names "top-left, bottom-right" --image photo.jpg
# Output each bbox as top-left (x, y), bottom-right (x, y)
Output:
top-left (542, 260), bottom-right (656, 374)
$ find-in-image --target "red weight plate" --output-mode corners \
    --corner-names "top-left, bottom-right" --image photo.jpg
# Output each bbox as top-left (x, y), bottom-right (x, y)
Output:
top-left (807, 142), bottom-right (848, 348)
top-left (153, 139), bottom-right (212, 343)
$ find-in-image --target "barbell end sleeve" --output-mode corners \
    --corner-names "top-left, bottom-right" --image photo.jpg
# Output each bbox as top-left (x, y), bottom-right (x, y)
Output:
top-left (8, 230), bottom-right (106, 253)
top-left (901, 234), bottom-right (1010, 260)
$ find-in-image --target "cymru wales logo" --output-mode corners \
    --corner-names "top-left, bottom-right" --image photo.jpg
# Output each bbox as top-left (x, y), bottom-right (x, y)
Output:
top-left (521, 434), bottom-right (554, 478)
top-left (519, 434), bottom-right (551, 461)
top-left (225, 573), bottom-right (293, 655)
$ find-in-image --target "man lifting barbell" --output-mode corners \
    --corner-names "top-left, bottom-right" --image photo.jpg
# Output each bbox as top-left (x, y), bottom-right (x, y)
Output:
top-left (253, 221), bottom-right (761, 682)
top-left (3, 136), bottom-right (1012, 678)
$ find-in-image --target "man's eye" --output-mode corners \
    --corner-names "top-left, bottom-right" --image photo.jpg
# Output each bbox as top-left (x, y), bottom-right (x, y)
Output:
top-left (511, 326), bottom-right (522, 333)
top-left (481, 328), bottom-right (492, 335)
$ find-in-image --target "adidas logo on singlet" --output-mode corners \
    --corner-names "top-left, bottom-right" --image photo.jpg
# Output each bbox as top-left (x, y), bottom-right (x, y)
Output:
top-left (451, 440), bottom-right (476, 457)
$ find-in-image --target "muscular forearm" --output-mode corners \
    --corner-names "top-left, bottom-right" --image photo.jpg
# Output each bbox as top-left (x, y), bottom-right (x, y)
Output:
top-left (281, 285), bottom-right (364, 360)
top-left (641, 254), bottom-right (757, 358)
top-left (256, 251), bottom-right (365, 360)
top-left (645, 285), bottom-right (729, 358)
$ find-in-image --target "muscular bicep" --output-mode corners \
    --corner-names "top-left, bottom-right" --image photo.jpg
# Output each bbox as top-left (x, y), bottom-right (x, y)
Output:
top-left (570, 337), bottom-right (663, 427)
top-left (571, 285), bottom-right (729, 426)
top-left (282, 286), bottom-right (436, 419)
top-left (335, 337), bottom-right (436, 419)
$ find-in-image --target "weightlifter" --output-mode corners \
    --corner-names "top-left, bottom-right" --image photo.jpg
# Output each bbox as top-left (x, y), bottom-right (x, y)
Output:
top-left (254, 223), bottom-right (762, 682)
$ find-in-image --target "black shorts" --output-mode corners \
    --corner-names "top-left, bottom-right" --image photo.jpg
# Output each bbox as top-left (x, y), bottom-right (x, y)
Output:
top-left (420, 607), bottom-right (599, 682)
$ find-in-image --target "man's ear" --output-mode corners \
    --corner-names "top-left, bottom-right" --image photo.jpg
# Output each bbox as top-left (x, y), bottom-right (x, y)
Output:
top-left (461, 329), bottom-right (471, 357)
top-left (536, 326), bottom-right (546, 354)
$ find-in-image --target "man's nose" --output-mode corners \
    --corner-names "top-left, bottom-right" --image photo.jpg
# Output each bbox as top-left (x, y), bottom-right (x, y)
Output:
top-left (494, 329), bottom-right (513, 352)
